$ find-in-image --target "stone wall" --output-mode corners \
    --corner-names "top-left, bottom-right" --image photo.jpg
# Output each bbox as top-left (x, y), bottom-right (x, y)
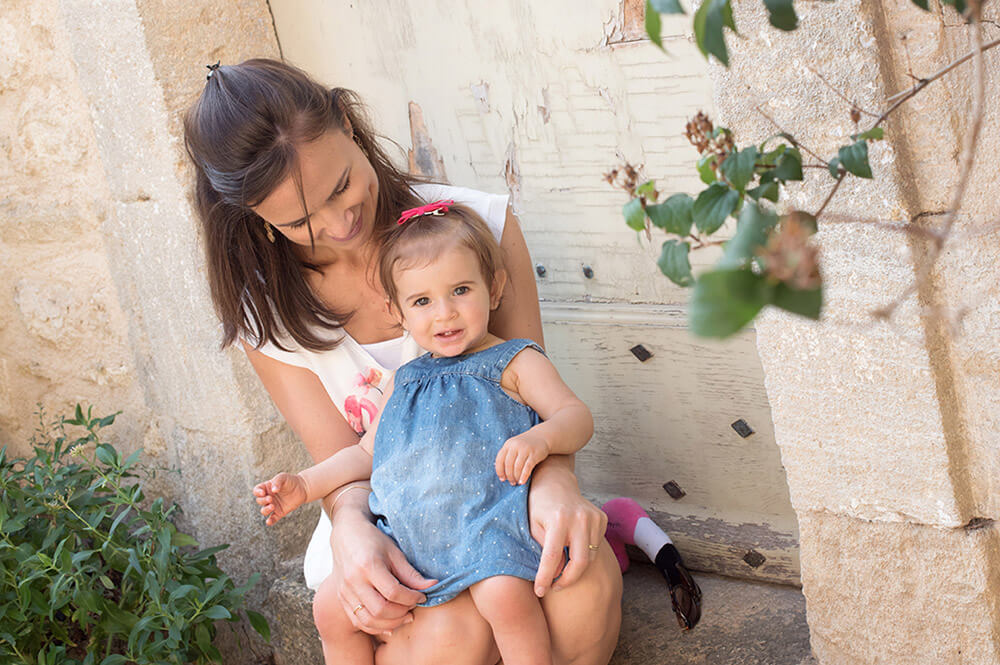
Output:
top-left (4, 0), bottom-right (1000, 663)
top-left (0, 0), bottom-right (314, 644)
top-left (707, 1), bottom-right (1000, 661)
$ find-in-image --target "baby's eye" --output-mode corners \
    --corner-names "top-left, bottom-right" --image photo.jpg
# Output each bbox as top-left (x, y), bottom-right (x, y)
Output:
top-left (453, 286), bottom-right (470, 296)
top-left (413, 297), bottom-right (430, 307)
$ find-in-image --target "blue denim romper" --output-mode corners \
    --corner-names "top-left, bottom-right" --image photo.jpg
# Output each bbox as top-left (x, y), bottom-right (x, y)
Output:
top-left (369, 338), bottom-right (544, 606)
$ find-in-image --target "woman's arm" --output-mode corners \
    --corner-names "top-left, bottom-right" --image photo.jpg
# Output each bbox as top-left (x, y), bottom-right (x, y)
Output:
top-left (487, 209), bottom-right (608, 597)
top-left (490, 207), bottom-right (545, 348)
top-left (244, 341), bottom-right (360, 464)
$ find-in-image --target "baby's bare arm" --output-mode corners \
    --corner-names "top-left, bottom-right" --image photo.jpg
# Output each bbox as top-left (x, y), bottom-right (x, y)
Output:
top-left (495, 349), bottom-right (593, 485)
top-left (508, 349), bottom-right (593, 456)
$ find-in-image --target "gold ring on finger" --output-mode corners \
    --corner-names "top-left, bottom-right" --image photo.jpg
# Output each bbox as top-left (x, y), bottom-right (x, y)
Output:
top-left (588, 543), bottom-right (601, 550)
top-left (353, 603), bottom-right (365, 615)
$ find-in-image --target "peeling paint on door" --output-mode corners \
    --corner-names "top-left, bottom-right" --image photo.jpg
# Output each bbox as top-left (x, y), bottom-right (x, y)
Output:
top-left (269, 0), bottom-right (799, 583)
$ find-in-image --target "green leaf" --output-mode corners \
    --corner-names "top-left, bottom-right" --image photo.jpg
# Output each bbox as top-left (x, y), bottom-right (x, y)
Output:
top-left (657, 240), bottom-right (695, 287)
top-left (720, 203), bottom-right (778, 269)
top-left (646, 193), bottom-right (694, 236)
top-left (772, 283), bottom-right (823, 319)
top-left (852, 126), bottom-right (884, 141)
top-left (97, 413), bottom-right (117, 428)
top-left (623, 198), bottom-right (646, 232)
top-left (720, 146), bottom-right (758, 192)
top-left (763, 0), bottom-right (798, 30)
top-left (121, 448), bottom-right (142, 470)
top-left (645, 0), bottom-right (665, 50)
top-left (168, 583), bottom-right (198, 603)
top-left (838, 140), bottom-right (873, 178)
top-left (94, 443), bottom-right (118, 468)
top-left (171, 531), bottom-right (199, 548)
top-left (910, 0), bottom-right (929, 8)
top-left (246, 609), bottom-right (271, 642)
top-left (99, 575), bottom-right (115, 590)
top-left (203, 605), bottom-right (232, 620)
top-left (696, 154), bottom-right (717, 184)
top-left (747, 181), bottom-right (779, 202)
top-left (636, 180), bottom-right (657, 199)
top-left (942, 0), bottom-right (967, 14)
top-left (690, 269), bottom-right (770, 338)
top-left (692, 182), bottom-right (740, 235)
top-left (773, 147), bottom-right (803, 182)
top-left (827, 156), bottom-right (842, 178)
top-left (693, 0), bottom-right (735, 66)
top-left (650, 0), bottom-right (685, 12)
top-left (196, 622), bottom-right (213, 654)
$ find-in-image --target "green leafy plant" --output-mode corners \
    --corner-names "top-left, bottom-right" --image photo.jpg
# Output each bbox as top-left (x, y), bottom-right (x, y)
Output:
top-left (0, 406), bottom-right (270, 665)
top-left (615, 0), bottom-right (991, 338)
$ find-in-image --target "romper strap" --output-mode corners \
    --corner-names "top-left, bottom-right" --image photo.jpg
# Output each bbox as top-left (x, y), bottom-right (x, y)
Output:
top-left (486, 338), bottom-right (546, 382)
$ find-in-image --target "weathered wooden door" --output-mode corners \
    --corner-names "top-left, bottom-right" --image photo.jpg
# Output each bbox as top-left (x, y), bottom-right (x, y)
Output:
top-left (272, 0), bottom-right (799, 584)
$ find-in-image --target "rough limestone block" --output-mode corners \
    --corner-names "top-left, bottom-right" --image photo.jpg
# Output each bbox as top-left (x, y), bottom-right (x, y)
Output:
top-left (798, 511), bottom-right (1000, 664)
top-left (705, 0), bottom-right (997, 527)
top-left (266, 576), bottom-right (324, 665)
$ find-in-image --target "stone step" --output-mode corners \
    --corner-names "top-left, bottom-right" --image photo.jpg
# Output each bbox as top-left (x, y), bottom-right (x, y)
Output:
top-left (264, 564), bottom-right (815, 664)
top-left (612, 564), bottom-right (814, 665)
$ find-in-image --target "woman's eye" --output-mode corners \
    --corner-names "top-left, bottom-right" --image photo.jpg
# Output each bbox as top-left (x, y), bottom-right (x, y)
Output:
top-left (454, 286), bottom-right (470, 296)
top-left (330, 176), bottom-right (351, 199)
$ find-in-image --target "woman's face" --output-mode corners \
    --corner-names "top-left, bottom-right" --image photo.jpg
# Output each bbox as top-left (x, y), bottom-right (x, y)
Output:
top-left (252, 129), bottom-right (379, 258)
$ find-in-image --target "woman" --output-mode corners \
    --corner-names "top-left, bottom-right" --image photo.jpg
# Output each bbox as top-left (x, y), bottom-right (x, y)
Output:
top-left (183, 58), bottom-right (622, 665)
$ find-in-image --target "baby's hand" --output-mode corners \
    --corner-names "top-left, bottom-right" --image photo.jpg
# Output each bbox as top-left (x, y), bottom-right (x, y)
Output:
top-left (495, 431), bottom-right (549, 486)
top-left (253, 473), bottom-right (308, 526)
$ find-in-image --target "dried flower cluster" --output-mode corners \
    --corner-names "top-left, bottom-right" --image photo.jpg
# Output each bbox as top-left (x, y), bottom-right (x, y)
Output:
top-left (684, 111), bottom-right (735, 171)
top-left (757, 215), bottom-right (821, 290)
top-left (604, 162), bottom-right (651, 199)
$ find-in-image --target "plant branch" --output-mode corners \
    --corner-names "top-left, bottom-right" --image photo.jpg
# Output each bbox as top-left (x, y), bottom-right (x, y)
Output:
top-left (876, 4), bottom-right (988, 320)
top-left (814, 172), bottom-right (845, 219)
top-left (754, 104), bottom-right (828, 165)
top-left (805, 62), bottom-right (880, 118)
top-left (876, 34), bottom-right (1000, 128)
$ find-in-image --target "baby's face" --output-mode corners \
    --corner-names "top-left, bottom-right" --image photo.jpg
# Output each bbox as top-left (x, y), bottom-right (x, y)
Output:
top-left (393, 245), bottom-right (497, 357)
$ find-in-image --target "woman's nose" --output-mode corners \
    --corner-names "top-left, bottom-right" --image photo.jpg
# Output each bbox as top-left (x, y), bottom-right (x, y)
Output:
top-left (315, 204), bottom-right (354, 237)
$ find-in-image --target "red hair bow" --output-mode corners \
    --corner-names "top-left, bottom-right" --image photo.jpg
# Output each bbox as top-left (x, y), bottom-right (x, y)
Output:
top-left (396, 199), bottom-right (454, 225)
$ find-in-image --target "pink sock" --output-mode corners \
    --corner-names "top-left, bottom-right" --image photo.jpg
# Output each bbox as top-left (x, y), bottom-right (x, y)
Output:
top-left (602, 497), bottom-right (650, 573)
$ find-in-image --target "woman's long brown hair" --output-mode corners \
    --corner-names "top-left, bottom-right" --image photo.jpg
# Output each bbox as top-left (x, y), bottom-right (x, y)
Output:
top-left (183, 58), bottom-right (421, 351)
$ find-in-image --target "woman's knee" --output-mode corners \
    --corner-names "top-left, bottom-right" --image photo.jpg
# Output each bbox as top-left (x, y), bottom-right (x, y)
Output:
top-left (544, 545), bottom-right (623, 665)
top-left (313, 577), bottom-right (354, 640)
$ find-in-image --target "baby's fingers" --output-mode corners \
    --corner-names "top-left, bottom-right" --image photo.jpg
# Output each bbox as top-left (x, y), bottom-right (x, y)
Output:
top-left (495, 446), bottom-right (512, 482)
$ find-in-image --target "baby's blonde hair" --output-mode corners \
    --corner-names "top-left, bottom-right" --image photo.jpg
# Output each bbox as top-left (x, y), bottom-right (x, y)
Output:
top-left (378, 203), bottom-right (505, 308)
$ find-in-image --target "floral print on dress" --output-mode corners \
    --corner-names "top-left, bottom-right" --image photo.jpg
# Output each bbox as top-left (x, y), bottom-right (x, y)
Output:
top-left (344, 367), bottom-right (384, 435)
top-left (354, 367), bottom-right (383, 395)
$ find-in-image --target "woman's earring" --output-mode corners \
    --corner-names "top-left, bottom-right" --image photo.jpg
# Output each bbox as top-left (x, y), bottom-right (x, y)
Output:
top-left (265, 224), bottom-right (275, 243)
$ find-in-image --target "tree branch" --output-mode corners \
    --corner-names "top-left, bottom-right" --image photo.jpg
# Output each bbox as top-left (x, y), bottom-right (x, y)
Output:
top-left (876, 3), bottom-right (988, 320)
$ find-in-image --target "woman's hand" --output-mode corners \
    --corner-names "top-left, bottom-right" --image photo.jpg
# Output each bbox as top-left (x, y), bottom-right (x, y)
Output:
top-left (328, 491), bottom-right (438, 635)
top-left (527, 455), bottom-right (608, 598)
